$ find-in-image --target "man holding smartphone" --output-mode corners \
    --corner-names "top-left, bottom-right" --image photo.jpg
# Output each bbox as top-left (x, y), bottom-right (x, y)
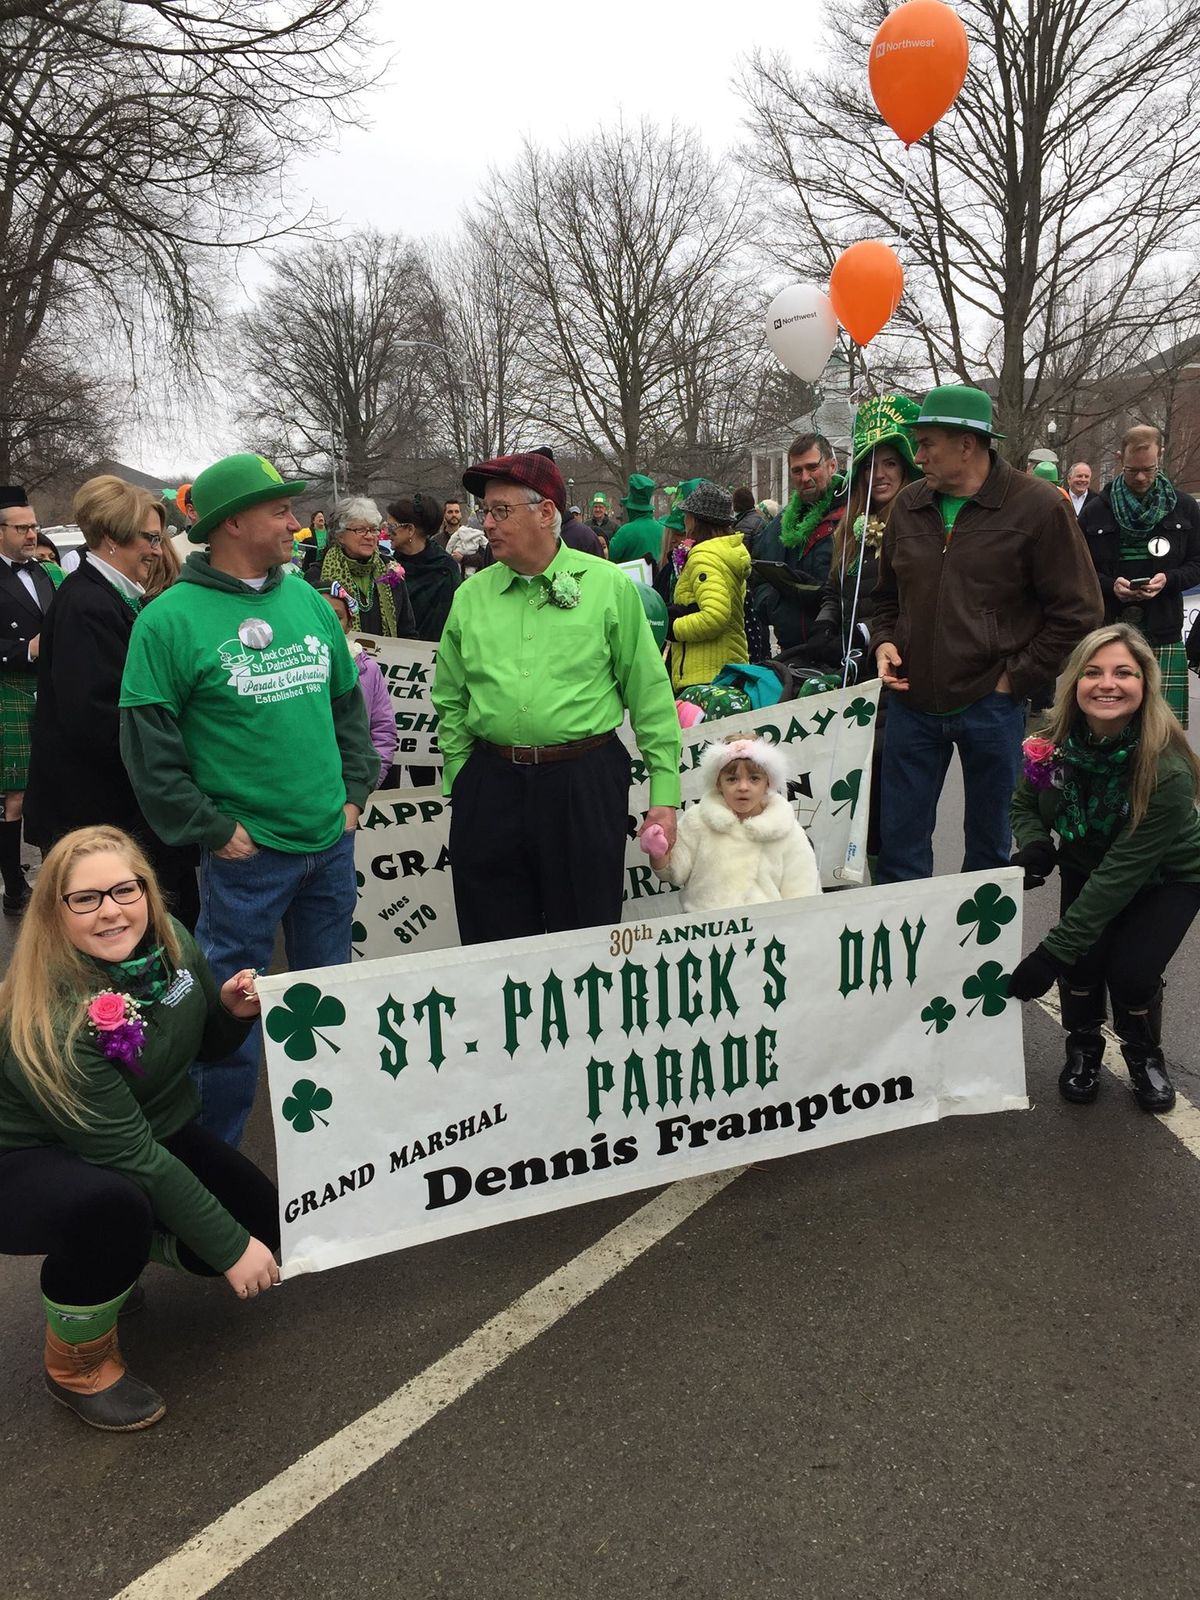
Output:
top-left (1080, 424), bottom-right (1200, 726)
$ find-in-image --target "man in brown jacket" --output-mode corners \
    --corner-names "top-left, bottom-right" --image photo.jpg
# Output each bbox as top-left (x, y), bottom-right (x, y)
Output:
top-left (870, 385), bottom-right (1103, 882)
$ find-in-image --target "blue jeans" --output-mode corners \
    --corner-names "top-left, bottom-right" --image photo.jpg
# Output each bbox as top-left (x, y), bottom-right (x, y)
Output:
top-left (192, 831), bottom-right (356, 1147)
top-left (876, 691), bottom-right (1025, 883)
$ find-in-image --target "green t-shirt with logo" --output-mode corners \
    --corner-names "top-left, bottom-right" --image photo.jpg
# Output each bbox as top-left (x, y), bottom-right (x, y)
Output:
top-left (938, 495), bottom-right (969, 534)
top-left (121, 565), bottom-right (358, 853)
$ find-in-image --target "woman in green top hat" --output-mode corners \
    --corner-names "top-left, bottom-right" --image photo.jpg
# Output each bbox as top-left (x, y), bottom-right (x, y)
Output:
top-left (1008, 623), bottom-right (1200, 1114)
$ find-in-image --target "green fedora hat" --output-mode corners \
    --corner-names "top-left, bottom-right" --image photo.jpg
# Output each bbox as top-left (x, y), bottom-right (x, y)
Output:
top-left (621, 472), bottom-right (657, 514)
top-left (189, 452), bottom-right (307, 542)
top-left (916, 384), bottom-right (1004, 441)
top-left (852, 394), bottom-right (921, 471)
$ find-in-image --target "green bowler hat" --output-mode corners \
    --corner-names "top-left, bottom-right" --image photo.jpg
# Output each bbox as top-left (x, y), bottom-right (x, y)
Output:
top-left (189, 452), bottom-right (308, 542)
top-left (1032, 461), bottom-right (1060, 484)
top-left (916, 384), bottom-right (1004, 440)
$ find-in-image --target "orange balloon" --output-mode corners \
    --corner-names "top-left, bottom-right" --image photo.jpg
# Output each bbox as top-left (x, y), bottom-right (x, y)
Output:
top-left (869, 0), bottom-right (969, 147)
top-left (829, 241), bottom-right (905, 346)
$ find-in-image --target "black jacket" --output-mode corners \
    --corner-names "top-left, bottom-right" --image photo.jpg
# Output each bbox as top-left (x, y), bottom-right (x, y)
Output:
top-left (401, 539), bottom-right (461, 642)
top-left (24, 558), bottom-right (146, 845)
top-left (1080, 483), bottom-right (1200, 645)
top-left (0, 555), bottom-right (54, 672)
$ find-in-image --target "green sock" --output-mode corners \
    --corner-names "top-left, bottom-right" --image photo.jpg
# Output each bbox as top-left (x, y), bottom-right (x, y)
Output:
top-left (148, 1228), bottom-right (186, 1272)
top-left (43, 1287), bottom-right (131, 1345)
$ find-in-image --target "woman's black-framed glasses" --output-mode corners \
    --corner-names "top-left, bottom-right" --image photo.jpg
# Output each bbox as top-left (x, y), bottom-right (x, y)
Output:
top-left (61, 877), bottom-right (148, 914)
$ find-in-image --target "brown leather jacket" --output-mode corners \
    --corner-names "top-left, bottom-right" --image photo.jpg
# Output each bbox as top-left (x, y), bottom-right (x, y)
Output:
top-left (869, 453), bottom-right (1103, 714)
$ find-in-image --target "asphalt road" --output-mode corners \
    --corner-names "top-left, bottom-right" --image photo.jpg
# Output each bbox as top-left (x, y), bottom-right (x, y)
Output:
top-left (4, 691), bottom-right (1200, 1600)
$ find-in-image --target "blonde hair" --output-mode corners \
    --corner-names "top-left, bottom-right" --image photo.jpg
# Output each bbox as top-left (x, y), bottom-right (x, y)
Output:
top-left (1040, 624), bottom-right (1200, 830)
top-left (73, 475), bottom-right (165, 551)
top-left (0, 827), bottom-right (181, 1122)
top-left (1121, 424), bottom-right (1162, 456)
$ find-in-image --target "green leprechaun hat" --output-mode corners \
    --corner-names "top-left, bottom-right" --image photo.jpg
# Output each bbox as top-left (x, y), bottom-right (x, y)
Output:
top-left (621, 473), bottom-right (657, 515)
top-left (852, 394), bottom-right (921, 472)
top-left (188, 452), bottom-right (308, 542)
top-left (916, 384), bottom-right (1005, 440)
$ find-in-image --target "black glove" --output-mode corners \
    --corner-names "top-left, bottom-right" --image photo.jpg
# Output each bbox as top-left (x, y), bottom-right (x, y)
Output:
top-left (1010, 838), bottom-right (1057, 891)
top-left (666, 601), bottom-right (699, 641)
top-left (802, 624), bottom-right (842, 666)
top-left (1007, 944), bottom-right (1066, 1002)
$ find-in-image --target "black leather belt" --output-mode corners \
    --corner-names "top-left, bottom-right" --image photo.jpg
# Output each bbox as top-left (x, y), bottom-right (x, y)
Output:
top-left (479, 731), bottom-right (617, 766)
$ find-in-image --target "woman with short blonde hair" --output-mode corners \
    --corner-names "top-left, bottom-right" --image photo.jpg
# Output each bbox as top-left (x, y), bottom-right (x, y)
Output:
top-left (1008, 623), bottom-right (1200, 1111)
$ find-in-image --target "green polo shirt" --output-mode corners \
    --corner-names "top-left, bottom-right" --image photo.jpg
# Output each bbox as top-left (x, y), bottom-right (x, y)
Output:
top-left (432, 540), bottom-right (681, 806)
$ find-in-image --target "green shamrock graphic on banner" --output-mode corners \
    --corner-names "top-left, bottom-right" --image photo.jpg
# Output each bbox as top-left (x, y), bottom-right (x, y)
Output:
top-left (921, 997), bottom-right (957, 1034)
top-left (962, 961), bottom-right (1010, 1018)
top-left (842, 697), bottom-right (876, 728)
top-left (830, 768), bottom-right (863, 817)
top-left (265, 982), bottom-right (346, 1061)
top-left (282, 1078), bottom-right (332, 1132)
top-left (956, 884), bottom-right (1017, 947)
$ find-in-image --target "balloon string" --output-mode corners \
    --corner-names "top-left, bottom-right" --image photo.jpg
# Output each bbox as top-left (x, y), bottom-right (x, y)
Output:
top-left (841, 343), bottom-right (874, 690)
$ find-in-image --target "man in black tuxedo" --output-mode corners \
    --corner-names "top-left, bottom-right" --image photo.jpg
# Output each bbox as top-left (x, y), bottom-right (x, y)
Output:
top-left (0, 485), bottom-right (54, 912)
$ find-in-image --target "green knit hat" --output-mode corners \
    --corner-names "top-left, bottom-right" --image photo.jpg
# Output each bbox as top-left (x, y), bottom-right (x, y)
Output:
top-left (189, 452), bottom-right (307, 542)
top-left (916, 384), bottom-right (1004, 440)
top-left (852, 394), bottom-right (921, 471)
top-left (621, 473), bottom-right (656, 515)
top-left (664, 477), bottom-right (704, 534)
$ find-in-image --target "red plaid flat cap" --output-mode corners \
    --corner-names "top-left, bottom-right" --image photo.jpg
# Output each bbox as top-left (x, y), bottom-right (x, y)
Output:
top-left (462, 446), bottom-right (567, 515)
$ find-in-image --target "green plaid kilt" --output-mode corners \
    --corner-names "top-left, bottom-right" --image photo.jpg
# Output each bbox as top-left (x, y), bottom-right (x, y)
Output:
top-left (1154, 641), bottom-right (1189, 728)
top-left (0, 668), bottom-right (35, 789)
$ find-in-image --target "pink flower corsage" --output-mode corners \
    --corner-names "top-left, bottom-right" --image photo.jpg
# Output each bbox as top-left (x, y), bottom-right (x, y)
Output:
top-left (1022, 735), bottom-right (1062, 791)
top-left (376, 563), bottom-right (406, 588)
top-left (87, 991), bottom-right (147, 1075)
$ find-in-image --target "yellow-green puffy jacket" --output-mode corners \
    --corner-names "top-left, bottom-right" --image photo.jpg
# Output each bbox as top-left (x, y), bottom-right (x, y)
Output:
top-left (669, 532), bottom-right (751, 690)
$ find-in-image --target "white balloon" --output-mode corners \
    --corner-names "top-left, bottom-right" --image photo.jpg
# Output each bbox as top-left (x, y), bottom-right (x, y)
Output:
top-left (766, 285), bottom-right (838, 381)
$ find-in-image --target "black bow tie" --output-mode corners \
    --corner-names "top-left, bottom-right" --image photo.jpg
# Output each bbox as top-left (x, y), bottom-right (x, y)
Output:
top-left (13, 560), bottom-right (38, 573)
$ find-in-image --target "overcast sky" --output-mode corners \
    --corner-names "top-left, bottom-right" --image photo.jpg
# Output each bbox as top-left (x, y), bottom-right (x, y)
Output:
top-left (129, 0), bottom-right (824, 472)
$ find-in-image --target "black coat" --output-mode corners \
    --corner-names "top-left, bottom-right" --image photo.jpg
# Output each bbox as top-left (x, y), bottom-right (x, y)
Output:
top-left (24, 559), bottom-right (146, 846)
top-left (1079, 483), bottom-right (1200, 645)
top-left (0, 555), bottom-right (54, 673)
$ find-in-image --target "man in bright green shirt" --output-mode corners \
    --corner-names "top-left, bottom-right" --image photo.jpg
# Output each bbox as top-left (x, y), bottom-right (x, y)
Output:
top-left (434, 448), bottom-right (680, 944)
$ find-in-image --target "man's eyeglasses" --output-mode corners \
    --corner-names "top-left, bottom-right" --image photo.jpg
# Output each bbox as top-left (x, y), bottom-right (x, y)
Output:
top-left (61, 877), bottom-right (148, 914)
top-left (480, 497), bottom-right (543, 523)
top-left (4, 522), bottom-right (39, 535)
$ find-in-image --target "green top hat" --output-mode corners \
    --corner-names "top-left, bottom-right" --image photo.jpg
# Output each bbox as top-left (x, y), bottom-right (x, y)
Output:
top-left (591, 492), bottom-right (609, 508)
top-left (189, 452), bottom-right (307, 542)
top-left (663, 477), bottom-right (705, 534)
top-left (852, 394), bottom-right (921, 472)
top-left (1032, 461), bottom-right (1060, 484)
top-left (916, 384), bottom-right (1004, 441)
top-left (621, 473), bottom-right (657, 514)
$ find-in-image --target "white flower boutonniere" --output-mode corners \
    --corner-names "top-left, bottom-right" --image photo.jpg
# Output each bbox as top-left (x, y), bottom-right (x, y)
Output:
top-left (542, 572), bottom-right (583, 610)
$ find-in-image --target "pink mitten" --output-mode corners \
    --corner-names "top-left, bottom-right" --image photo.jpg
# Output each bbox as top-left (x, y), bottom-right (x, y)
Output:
top-left (639, 823), bottom-right (669, 858)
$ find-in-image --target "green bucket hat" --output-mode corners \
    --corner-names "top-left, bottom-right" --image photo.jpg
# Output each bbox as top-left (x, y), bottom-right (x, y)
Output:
top-left (664, 477), bottom-right (704, 534)
top-left (916, 384), bottom-right (1004, 440)
top-left (621, 473), bottom-right (657, 515)
top-left (188, 452), bottom-right (307, 542)
top-left (852, 395), bottom-right (921, 472)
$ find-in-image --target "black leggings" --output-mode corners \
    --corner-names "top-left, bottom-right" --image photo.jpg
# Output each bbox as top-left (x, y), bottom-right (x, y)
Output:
top-left (1059, 872), bottom-right (1200, 1005)
top-left (0, 1121), bottom-right (279, 1305)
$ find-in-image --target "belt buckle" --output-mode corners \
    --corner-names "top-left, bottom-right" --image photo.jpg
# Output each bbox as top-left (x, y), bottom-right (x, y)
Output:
top-left (510, 744), bottom-right (539, 765)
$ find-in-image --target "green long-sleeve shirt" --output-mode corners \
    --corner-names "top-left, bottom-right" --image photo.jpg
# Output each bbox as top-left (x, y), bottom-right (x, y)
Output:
top-left (432, 540), bottom-right (682, 806)
top-left (0, 924), bottom-right (257, 1271)
top-left (1011, 749), bottom-right (1200, 964)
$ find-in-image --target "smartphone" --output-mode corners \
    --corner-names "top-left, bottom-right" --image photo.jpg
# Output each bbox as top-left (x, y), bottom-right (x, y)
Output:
top-left (1127, 576), bottom-right (1153, 590)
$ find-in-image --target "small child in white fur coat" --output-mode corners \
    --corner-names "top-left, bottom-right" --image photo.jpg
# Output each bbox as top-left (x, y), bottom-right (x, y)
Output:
top-left (643, 734), bottom-right (822, 912)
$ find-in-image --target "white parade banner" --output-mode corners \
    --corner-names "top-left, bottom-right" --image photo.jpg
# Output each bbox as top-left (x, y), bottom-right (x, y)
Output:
top-left (261, 866), bottom-right (1026, 1276)
top-left (352, 632), bottom-right (441, 764)
top-left (350, 683), bottom-right (881, 960)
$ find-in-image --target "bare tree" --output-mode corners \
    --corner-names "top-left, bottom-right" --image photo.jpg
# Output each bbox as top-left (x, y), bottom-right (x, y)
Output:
top-left (0, 0), bottom-right (374, 480)
top-left (484, 121), bottom-right (754, 479)
top-left (737, 0), bottom-right (1200, 463)
top-left (238, 233), bottom-right (437, 494)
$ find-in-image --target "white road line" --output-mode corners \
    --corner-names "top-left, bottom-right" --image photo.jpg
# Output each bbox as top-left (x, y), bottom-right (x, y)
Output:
top-left (113, 1166), bottom-right (744, 1600)
top-left (1034, 992), bottom-right (1200, 1158)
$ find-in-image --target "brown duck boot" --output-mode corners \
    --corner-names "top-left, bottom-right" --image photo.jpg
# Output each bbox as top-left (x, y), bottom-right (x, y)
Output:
top-left (44, 1325), bottom-right (166, 1432)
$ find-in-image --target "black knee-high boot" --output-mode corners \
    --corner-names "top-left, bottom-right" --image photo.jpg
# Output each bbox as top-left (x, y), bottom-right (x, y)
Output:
top-left (1058, 979), bottom-right (1106, 1103)
top-left (1112, 985), bottom-right (1174, 1113)
top-left (0, 818), bottom-right (27, 908)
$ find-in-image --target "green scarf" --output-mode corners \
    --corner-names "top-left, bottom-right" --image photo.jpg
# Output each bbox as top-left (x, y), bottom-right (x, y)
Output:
top-left (1057, 723), bottom-right (1138, 842)
top-left (1111, 472), bottom-right (1177, 564)
top-left (779, 484), bottom-right (835, 551)
top-left (105, 944), bottom-right (170, 1005)
top-left (321, 544), bottom-right (397, 635)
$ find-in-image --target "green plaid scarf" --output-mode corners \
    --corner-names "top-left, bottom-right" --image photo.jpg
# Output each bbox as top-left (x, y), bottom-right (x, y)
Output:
top-left (1057, 723), bottom-right (1138, 843)
top-left (1111, 472), bottom-right (1177, 564)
